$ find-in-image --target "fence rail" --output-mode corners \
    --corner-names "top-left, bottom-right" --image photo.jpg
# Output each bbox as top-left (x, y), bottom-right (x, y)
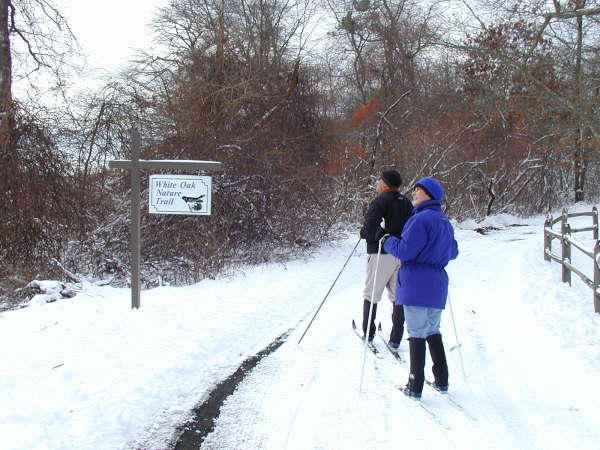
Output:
top-left (543, 207), bottom-right (600, 313)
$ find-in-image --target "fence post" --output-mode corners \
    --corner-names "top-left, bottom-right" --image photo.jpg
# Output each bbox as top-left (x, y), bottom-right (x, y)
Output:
top-left (561, 209), bottom-right (571, 285)
top-left (544, 215), bottom-right (552, 262)
top-left (595, 241), bottom-right (600, 314)
top-left (593, 206), bottom-right (598, 240)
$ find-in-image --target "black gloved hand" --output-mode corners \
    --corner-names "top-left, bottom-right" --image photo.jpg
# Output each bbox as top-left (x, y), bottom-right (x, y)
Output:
top-left (375, 228), bottom-right (389, 241)
top-left (379, 234), bottom-right (390, 246)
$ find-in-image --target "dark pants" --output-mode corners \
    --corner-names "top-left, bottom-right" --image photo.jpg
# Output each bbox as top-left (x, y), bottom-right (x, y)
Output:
top-left (389, 304), bottom-right (405, 344)
top-left (362, 300), bottom-right (377, 340)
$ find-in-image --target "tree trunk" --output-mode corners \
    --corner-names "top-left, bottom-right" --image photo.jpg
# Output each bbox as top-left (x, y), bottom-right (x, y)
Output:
top-left (573, 12), bottom-right (585, 203)
top-left (0, 0), bottom-right (15, 217)
top-left (0, 0), bottom-right (13, 138)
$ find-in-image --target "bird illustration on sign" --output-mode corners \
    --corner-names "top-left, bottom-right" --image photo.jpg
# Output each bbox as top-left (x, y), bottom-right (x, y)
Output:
top-left (182, 195), bottom-right (205, 212)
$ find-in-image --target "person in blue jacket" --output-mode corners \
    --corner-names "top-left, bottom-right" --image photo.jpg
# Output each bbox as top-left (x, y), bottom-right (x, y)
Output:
top-left (383, 177), bottom-right (458, 400)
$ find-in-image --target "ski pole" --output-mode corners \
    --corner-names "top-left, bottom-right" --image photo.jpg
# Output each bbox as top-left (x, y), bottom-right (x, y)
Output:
top-left (297, 238), bottom-right (361, 346)
top-left (359, 234), bottom-right (388, 392)
top-left (447, 292), bottom-right (467, 378)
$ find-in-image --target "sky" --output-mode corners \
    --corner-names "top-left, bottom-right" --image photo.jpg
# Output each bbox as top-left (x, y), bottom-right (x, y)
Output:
top-left (2, 208), bottom-right (600, 449)
top-left (55, 0), bottom-right (168, 72)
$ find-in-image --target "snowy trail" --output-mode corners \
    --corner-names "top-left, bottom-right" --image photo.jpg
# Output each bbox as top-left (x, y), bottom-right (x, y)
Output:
top-left (445, 228), bottom-right (557, 449)
top-left (198, 224), bottom-right (600, 449)
top-left (4, 216), bottom-right (600, 450)
top-left (448, 227), bottom-right (600, 449)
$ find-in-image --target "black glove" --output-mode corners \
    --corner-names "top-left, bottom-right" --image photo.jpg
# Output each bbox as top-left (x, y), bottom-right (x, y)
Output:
top-left (379, 234), bottom-right (390, 246)
top-left (375, 228), bottom-right (389, 241)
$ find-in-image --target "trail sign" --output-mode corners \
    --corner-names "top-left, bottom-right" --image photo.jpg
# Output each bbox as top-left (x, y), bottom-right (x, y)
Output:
top-left (149, 175), bottom-right (212, 215)
top-left (108, 130), bottom-right (222, 308)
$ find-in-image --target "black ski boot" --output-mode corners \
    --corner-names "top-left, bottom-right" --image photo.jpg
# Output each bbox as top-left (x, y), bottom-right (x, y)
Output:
top-left (407, 337), bottom-right (426, 400)
top-left (427, 333), bottom-right (449, 393)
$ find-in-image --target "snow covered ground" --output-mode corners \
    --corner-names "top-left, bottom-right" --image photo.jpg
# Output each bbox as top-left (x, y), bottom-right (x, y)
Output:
top-left (2, 209), bottom-right (600, 449)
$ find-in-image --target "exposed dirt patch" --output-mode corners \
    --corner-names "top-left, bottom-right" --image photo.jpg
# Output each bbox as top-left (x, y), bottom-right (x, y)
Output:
top-left (473, 223), bottom-right (529, 235)
top-left (473, 226), bottom-right (501, 235)
top-left (172, 331), bottom-right (290, 449)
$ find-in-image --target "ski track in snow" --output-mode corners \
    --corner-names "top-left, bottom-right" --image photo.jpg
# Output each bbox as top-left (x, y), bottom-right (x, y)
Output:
top-left (198, 224), bottom-right (600, 449)
top-left (4, 216), bottom-right (600, 449)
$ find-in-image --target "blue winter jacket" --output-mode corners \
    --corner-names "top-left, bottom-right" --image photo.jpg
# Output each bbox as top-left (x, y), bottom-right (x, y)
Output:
top-left (383, 199), bottom-right (458, 309)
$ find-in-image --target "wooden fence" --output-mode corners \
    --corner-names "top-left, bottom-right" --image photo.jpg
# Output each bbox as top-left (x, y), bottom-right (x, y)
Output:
top-left (543, 207), bottom-right (600, 313)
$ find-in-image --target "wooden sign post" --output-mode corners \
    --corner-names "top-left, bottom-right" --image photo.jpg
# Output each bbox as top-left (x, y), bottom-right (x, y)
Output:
top-left (109, 130), bottom-right (223, 308)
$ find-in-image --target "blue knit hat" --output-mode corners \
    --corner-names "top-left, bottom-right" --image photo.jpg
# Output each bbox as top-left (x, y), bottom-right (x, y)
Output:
top-left (414, 177), bottom-right (444, 201)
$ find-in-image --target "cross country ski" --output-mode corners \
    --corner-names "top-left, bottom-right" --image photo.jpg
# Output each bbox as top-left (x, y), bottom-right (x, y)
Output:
top-left (376, 324), bottom-right (476, 421)
top-left (352, 319), bottom-right (383, 358)
top-left (377, 322), bottom-right (404, 363)
top-left (424, 380), bottom-right (477, 421)
top-left (374, 361), bottom-right (449, 429)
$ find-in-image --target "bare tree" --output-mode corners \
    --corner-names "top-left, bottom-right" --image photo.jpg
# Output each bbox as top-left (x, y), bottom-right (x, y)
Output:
top-left (447, 0), bottom-right (600, 203)
top-left (62, 0), bottom-right (340, 288)
top-left (321, 0), bottom-right (453, 217)
top-left (0, 0), bottom-right (86, 299)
